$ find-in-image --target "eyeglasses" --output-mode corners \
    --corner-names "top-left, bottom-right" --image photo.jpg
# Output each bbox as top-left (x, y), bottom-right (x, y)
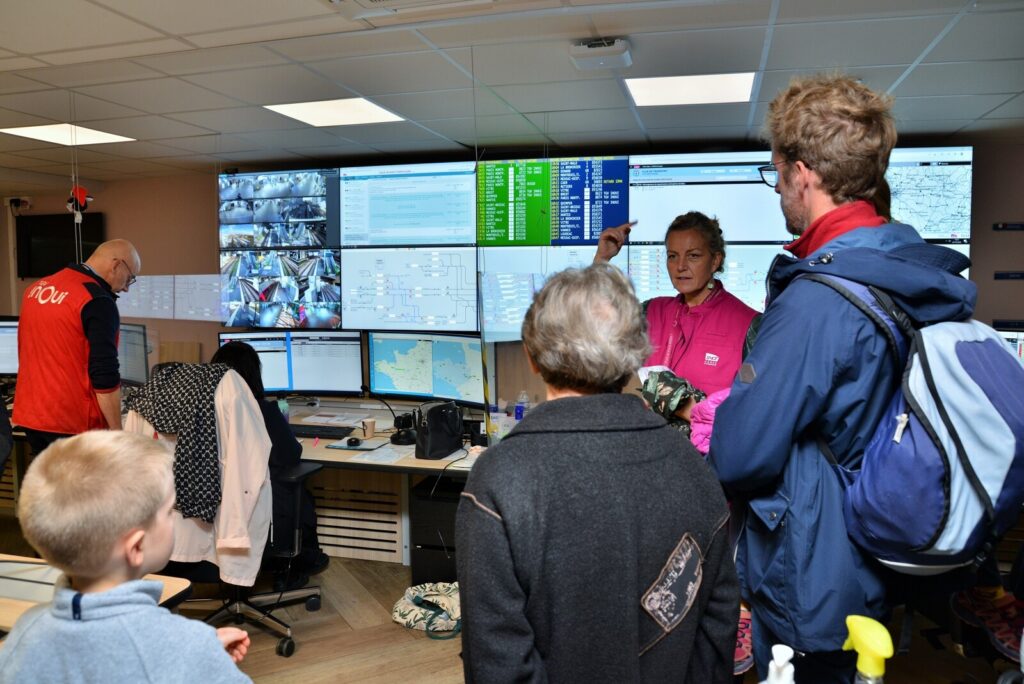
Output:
top-left (758, 162), bottom-right (781, 188)
top-left (116, 258), bottom-right (137, 287)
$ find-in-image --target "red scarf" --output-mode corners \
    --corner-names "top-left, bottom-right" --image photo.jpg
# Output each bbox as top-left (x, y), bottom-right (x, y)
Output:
top-left (785, 200), bottom-right (885, 259)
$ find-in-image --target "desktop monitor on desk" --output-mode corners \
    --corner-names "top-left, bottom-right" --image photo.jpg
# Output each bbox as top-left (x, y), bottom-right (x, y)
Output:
top-left (118, 323), bottom-right (149, 386)
top-left (368, 331), bottom-right (489, 408)
top-left (218, 330), bottom-right (363, 396)
top-left (0, 321), bottom-right (19, 377)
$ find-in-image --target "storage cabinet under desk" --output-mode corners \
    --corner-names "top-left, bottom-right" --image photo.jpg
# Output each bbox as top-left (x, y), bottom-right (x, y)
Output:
top-left (409, 477), bottom-right (463, 584)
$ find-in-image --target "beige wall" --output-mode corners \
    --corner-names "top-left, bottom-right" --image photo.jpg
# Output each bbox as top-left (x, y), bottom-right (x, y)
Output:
top-left (2, 143), bottom-right (1021, 388)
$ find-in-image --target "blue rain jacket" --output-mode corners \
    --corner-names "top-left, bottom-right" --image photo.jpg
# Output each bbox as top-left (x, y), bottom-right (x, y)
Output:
top-left (709, 222), bottom-right (975, 652)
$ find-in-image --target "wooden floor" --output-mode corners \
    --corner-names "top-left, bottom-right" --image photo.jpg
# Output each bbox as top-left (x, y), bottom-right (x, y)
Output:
top-left (2, 510), bottom-right (1018, 682)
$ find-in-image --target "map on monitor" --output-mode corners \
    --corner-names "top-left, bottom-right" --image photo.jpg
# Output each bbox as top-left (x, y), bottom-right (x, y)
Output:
top-left (368, 332), bottom-right (485, 405)
top-left (887, 147), bottom-right (972, 240)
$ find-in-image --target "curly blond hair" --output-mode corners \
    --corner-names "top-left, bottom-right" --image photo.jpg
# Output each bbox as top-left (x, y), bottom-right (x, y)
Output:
top-left (765, 73), bottom-right (896, 207)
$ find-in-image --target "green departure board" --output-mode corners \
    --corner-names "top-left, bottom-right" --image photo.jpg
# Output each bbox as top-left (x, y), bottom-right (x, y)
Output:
top-left (476, 160), bottom-right (552, 246)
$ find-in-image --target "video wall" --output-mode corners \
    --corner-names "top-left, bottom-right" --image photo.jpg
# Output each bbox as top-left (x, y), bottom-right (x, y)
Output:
top-left (218, 146), bottom-right (974, 341)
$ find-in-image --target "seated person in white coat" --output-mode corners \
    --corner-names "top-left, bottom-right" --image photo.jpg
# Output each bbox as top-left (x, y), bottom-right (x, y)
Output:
top-left (123, 362), bottom-right (272, 587)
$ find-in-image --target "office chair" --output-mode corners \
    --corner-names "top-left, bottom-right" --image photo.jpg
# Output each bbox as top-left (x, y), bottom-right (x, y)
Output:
top-left (167, 461), bottom-right (325, 657)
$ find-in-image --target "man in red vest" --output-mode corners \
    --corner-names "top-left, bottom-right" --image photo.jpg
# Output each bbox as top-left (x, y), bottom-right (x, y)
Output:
top-left (13, 239), bottom-right (142, 453)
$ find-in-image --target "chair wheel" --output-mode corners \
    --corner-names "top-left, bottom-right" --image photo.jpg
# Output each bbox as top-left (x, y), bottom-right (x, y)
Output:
top-left (306, 595), bottom-right (321, 612)
top-left (276, 637), bottom-right (296, 657)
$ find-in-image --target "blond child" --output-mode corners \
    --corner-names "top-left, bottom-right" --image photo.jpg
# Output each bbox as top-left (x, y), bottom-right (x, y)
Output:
top-left (0, 431), bottom-right (251, 683)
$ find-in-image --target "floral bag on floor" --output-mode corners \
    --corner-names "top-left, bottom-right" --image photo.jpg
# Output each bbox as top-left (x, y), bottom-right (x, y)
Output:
top-left (392, 582), bottom-right (461, 639)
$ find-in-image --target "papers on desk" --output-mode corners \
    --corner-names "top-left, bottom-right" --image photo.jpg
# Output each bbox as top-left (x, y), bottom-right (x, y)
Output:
top-left (446, 446), bottom-right (486, 470)
top-left (348, 447), bottom-right (406, 465)
top-left (301, 412), bottom-right (370, 426)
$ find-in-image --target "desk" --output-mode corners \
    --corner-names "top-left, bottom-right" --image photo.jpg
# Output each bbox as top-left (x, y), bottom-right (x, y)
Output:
top-left (0, 554), bottom-right (192, 634)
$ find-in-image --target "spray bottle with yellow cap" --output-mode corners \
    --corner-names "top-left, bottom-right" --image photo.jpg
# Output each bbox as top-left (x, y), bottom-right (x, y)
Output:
top-left (843, 615), bottom-right (894, 683)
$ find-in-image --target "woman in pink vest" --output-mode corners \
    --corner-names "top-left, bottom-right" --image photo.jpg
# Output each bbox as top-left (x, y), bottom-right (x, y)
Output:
top-left (594, 211), bottom-right (759, 676)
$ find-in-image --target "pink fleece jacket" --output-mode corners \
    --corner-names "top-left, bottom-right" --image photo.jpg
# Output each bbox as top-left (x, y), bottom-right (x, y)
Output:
top-left (644, 282), bottom-right (758, 396)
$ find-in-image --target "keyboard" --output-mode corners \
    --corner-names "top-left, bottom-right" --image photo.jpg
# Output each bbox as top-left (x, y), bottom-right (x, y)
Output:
top-left (291, 424), bottom-right (355, 440)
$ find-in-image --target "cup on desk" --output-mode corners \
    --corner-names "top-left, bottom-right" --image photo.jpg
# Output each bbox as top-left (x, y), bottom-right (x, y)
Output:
top-left (362, 418), bottom-right (376, 439)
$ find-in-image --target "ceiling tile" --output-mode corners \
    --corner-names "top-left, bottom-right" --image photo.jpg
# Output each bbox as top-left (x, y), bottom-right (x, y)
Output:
top-left (152, 156), bottom-right (222, 171)
top-left (526, 108), bottom-right (638, 133)
top-left (311, 51), bottom-right (473, 96)
top-left (757, 66), bottom-right (906, 102)
top-left (87, 158), bottom-right (189, 174)
top-left (37, 40), bottom-right (193, 66)
top-left (280, 143), bottom-right (377, 159)
top-left (418, 15), bottom-right (592, 48)
top-left (76, 78), bottom-right (243, 114)
top-left (14, 147), bottom-right (120, 164)
top-left (462, 134), bottom-right (550, 148)
top-left (894, 60), bottom-right (1024, 96)
top-left (79, 141), bottom-right (196, 159)
top-left (547, 130), bottom-right (649, 147)
top-left (646, 126), bottom-right (754, 143)
top-left (464, 40), bottom-right (613, 85)
top-left (325, 121), bottom-right (451, 144)
top-left (592, 1), bottom-right (771, 34)
top-left (766, 16), bottom-right (951, 70)
top-left (167, 107), bottom-right (301, 133)
top-left (0, 151), bottom-right (64, 168)
top-left (92, 0), bottom-right (335, 35)
top-left (986, 93), bottom-right (1024, 118)
top-left (961, 117), bottom-right (1024, 136)
top-left (778, 0), bottom-right (965, 22)
top-left (895, 118), bottom-right (974, 135)
top-left (153, 134), bottom-right (263, 154)
top-left (269, 31), bottom-right (427, 61)
top-left (0, 73), bottom-right (59, 95)
top-left (182, 65), bottom-right (354, 105)
top-left (0, 134), bottom-right (53, 152)
top-left (638, 103), bottom-right (752, 129)
top-left (926, 9), bottom-right (1024, 61)
top-left (215, 149), bottom-right (310, 163)
top-left (184, 16), bottom-right (361, 49)
top-left (0, 57), bottom-right (49, 70)
top-left (365, 139), bottom-right (469, 154)
top-left (0, 107), bottom-right (52, 128)
top-left (421, 115), bottom-right (541, 140)
top-left (893, 94), bottom-right (1015, 120)
top-left (134, 45), bottom-right (289, 75)
top-left (623, 27), bottom-right (767, 79)
top-left (248, 128), bottom-right (348, 148)
top-left (0, 2), bottom-right (162, 53)
top-left (74, 115), bottom-right (215, 140)
top-left (18, 61), bottom-right (163, 88)
top-left (492, 80), bottom-right (628, 112)
top-left (373, 88), bottom-right (513, 120)
top-left (0, 91), bottom-right (145, 121)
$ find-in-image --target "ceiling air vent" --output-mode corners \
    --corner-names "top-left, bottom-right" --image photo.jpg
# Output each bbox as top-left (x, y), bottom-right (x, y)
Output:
top-left (329, 0), bottom-right (497, 20)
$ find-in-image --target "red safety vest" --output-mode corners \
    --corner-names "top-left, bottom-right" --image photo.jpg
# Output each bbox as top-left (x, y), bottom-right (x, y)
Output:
top-left (13, 267), bottom-right (118, 434)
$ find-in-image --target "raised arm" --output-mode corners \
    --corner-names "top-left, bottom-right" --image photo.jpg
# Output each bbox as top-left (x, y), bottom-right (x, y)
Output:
top-left (593, 221), bottom-right (636, 263)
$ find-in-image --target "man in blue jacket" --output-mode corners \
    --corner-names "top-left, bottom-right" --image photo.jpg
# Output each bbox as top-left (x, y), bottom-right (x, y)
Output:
top-left (709, 74), bottom-right (976, 682)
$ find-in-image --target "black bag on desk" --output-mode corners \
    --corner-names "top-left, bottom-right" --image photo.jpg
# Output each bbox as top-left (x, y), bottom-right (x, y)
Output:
top-left (415, 401), bottom-right (463, 460)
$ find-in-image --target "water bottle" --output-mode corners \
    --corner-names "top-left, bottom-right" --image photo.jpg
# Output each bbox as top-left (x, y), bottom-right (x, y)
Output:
top-left (514, 390), bottom-right (531, 421)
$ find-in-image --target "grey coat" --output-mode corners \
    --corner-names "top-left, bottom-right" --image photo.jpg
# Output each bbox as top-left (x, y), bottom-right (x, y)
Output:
top-left (456, 392), bottom-right (738, 684)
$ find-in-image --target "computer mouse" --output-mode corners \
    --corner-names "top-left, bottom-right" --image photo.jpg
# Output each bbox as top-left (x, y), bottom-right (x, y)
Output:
top-left (347, 436), bottom-right (362, 447)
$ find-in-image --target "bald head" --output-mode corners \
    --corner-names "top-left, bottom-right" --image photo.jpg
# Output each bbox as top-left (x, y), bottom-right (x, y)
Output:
top-left (85, 239), bottom-right (141, 293)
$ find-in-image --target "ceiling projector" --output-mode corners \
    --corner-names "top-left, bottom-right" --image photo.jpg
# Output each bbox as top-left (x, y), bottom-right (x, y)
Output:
top-left (569, 38), bottom-right (632, 71)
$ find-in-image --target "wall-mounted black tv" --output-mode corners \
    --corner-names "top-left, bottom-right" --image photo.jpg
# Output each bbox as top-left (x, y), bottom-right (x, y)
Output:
top-left (16, 213), bottom-right (105, 278)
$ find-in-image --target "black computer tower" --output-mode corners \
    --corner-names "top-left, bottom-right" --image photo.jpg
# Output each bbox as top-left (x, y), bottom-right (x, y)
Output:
top-left (409, 477), bottom-right (464, 585)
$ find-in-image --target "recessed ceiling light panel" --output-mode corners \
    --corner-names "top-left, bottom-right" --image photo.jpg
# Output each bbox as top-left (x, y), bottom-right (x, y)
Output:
top-left (625, 72), bottom-right (756, 107)
top-left (264, 98), bottom-right (404, 127)
top-left (0, 123), bottom-right (134, 146)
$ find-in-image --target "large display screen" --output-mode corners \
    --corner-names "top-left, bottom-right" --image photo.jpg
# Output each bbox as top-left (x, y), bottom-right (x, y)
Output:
top-left (339, 161), bottom-right (476, 246)
top-left (887, 147), bottom-right (972, 240)
top-left (477, 156), bottom-right (629, 246)
top-left (118, 323), bottom-right (149, 386)
top-left (368, 331), bottom-right (485, 406)
top-left (0, 321), bottom-right (17, 376)
top-left (218, 330), bottom-right (362, 396)
top-left (340, 246), bottom-right (477, 332)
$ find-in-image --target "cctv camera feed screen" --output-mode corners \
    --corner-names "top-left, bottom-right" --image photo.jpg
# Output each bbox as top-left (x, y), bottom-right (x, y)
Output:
top-left (220, 249), bottom-right (341, 329)
top-left (476, 156), bottom-right (629, 246)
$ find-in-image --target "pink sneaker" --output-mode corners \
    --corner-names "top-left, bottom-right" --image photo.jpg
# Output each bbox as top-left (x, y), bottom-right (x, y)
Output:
top-left (734, 606), bottom-right (754, 675)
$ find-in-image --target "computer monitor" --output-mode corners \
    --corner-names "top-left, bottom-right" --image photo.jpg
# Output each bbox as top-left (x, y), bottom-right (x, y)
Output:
top-left (118, 323), bottom-right (149, 386)
top-left (218, 331), bottom-right (291, 393)
top-left (368, 331), bottom-right (485, 407)
top-left (340, 246), bottom-right (478, 332)
top-left (339, 161), bottom-right (477, 246)
top-left (288, 331), bottom-right (363, 396)
top-left (477, 156), bottom-right (629, 246)
top-left (0, 321), bottom-right (18, 377)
